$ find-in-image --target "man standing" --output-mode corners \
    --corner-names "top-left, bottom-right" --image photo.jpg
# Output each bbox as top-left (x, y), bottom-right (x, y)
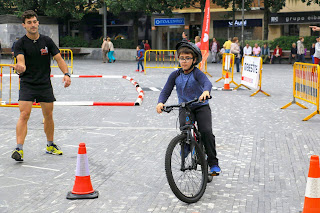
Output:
top-left (297, 37), bottom-right (305, 63)
top-left (223, 38), bottom-right (232, 53)
top-left (11, 10), bottom-right (71, 161)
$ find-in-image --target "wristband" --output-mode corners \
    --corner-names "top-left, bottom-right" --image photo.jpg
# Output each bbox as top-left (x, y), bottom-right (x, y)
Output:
top-left (64, 73), bottom-right (71, 77)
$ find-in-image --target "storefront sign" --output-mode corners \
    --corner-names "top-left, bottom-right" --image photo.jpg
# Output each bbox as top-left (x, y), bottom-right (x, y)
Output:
top-left (154, 18), bottom-right (185, 26)
top-left (270, 12), bottom-right (320, 24)
top-left (213, 19), bottom-right (262, 28)
top-left (228, 20), bottom-right (247, 27)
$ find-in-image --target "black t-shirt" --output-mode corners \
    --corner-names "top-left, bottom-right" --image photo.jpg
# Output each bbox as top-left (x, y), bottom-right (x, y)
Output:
top-left (14, 34), bottom-right (60, 89)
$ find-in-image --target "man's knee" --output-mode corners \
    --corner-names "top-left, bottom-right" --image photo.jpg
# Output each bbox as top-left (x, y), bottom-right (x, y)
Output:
top-left (19, 111), bottom-right (31, 121)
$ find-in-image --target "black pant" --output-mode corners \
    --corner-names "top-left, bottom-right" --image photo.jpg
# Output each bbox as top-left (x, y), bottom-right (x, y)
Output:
top-left (179, 104), bottom-right (218, 166)
top-left (272, 56), bottom-right (281, 64)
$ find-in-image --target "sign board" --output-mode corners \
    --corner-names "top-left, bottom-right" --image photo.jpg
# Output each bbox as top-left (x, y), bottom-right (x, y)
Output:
top-left (270, 12), bottom-right (320, 24)
top-left (241, 56), bottom-right (261, 89)
top-left (154, 18), bottom-right (185, 26)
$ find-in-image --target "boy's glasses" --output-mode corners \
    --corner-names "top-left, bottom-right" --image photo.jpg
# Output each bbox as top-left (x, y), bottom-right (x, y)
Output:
top-left (178, 57), bottom-right (193, 62)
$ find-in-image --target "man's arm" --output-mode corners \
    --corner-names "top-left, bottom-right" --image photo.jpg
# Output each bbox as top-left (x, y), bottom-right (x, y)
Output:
top-left (53, 53), bottom-right (71, 88)
top-left (11, 54), bottom-right (26, 74)
top-left (310, 26), bottom-right (320, 31)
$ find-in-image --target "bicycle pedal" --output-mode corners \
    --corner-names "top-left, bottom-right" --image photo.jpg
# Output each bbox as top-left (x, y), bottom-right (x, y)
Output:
top-left (210, 173), bottom-right (220, 176)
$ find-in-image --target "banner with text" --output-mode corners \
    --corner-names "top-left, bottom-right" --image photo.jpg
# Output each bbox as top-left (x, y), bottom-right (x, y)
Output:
top-left (241, 56), bottom-right (261, 89)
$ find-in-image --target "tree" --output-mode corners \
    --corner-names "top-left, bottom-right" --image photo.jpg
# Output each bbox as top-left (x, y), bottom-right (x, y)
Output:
top-left (104, 0), bottom-right (190, 44)
top-left (2, 0), bottom-right (98, 20)
top-left (0, 0), bottom-right (15, 15)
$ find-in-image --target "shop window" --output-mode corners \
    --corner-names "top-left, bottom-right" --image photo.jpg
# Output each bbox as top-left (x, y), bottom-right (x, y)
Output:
top-left (282, 25), bottom-right (299, 36)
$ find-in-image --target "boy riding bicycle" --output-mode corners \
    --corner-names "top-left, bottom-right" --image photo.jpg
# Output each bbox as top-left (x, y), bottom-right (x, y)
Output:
top-left (156, 41), bottom-right (220, 175)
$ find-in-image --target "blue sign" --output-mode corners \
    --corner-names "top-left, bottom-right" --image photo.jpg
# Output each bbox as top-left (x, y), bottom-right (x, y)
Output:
top-left (154, 18), bottom-right (185, 26)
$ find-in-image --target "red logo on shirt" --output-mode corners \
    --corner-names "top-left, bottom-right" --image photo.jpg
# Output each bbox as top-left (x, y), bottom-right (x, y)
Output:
top-left (41, 47), bottom-right (48, 55)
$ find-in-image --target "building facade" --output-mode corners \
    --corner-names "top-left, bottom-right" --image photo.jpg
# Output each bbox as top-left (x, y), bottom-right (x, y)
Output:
top-left (151, 0), bottom-right (320, 50)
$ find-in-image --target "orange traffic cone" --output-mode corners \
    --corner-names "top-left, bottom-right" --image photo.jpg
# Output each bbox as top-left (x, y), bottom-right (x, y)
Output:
top-left (66, 143), bottom-right (99, 199)
top-left (302, 155), bottom-right (320, 213)
top-left (223, 72), bottom-right (231, 90)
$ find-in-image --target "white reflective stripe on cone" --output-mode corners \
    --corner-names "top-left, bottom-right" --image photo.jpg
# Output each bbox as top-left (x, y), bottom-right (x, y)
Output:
top-left (305, 177), bottom-right (320, 198)
top-left (76, 154), bottom-right (90, 176)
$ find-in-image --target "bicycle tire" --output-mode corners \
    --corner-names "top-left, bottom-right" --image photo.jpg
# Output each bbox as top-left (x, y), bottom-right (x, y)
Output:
top-left (165, 134), bottom-right (208, 203)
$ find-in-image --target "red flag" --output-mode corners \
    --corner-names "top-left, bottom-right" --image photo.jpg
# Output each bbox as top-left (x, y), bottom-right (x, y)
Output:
top-left (199, 0), bottom-right (210, 71)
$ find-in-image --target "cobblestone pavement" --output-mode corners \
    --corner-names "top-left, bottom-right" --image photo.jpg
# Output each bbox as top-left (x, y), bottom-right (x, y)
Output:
top-left (0, 58), bottom-right (319, 213)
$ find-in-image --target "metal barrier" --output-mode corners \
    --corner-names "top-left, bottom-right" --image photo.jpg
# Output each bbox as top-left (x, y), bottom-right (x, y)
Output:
top-left (216, 53), bottom-right (238, 86)
top-left (144, 49), bottom-right (208, 75)
top-left (281, 62), bottom-right (320, 121)
top-left (0, 64), bottom-right (41, 108)
top-left (51, 49), bottom-right (74, 74)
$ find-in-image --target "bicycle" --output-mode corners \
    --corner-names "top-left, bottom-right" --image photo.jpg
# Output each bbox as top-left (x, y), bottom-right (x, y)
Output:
top-left (162, 97), bottom-right (216, 203)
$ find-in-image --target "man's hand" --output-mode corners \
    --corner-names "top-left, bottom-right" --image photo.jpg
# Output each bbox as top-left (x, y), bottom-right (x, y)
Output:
top-left (10, 64), bottom-right (26, 74)
top-left (156, 103), bottom-right (164, 114)
top-left (199, 91), bottom-right (210, 102)
top-left (310, 26), bottom-right (320, 31)
top-left (63, 75), bottom-right (71, 88)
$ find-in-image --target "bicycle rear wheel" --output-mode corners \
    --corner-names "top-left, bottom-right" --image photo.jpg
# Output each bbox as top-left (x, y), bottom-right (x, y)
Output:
top-left (165, 134), bottom-right (208, 203)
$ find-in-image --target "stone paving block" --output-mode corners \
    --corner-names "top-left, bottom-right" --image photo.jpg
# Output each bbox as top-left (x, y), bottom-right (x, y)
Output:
top-left (0, 59), bottom-right (319, 212)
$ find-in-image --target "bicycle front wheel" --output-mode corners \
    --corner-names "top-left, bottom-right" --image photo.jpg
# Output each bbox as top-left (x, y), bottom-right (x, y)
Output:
top-left (165, 134), bottom-right (208, 203)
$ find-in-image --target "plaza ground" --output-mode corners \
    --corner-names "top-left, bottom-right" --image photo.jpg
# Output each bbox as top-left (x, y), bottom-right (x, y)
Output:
top-left (0, 58), bottom-right (319, 213)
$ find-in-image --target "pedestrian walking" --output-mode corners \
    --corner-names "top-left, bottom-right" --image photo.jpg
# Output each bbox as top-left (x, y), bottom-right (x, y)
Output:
top-left (10, 10), bottom-right (71, 161)
top-left (297, 37), bottom-right (305, 63)
top-left (223, 38), bottom-right (232, 53)
top-left (310, 43), bottom-right (315, 64)
top-left (210, 38), bottom-right (219, 63)
top-left (230, 37), bottom-right (241, 72)
top-left (107, 38), bottom-right (116, 63)
top-left (136, 45), bottom-right (145, 72)
top-left (313, 37), bottom-right (320, 65)
top-left (101, 38), bottom-right (108, 63)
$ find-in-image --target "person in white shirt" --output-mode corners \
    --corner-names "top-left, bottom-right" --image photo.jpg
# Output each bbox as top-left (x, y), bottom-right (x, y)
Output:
top-left (313, 37), bottom-right (320, 65)
top-left (243, 43), bottom-right (252, 56)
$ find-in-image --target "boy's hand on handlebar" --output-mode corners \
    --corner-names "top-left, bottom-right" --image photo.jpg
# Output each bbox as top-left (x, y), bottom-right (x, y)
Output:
top-left (156, 103), bottom-right (164, 114)
top-left (199, 91), bottom-right (211, 102)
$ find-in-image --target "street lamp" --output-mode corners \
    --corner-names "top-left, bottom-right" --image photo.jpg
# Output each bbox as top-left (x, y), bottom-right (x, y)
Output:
top-left (103, 0), bottom-right (107, 38)
top-left (241, 0), bottom-right (244, 46)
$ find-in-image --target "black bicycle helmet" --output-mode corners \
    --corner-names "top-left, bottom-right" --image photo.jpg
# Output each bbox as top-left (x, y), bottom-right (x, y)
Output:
top-left (176, 41), bottom-right (202, 65)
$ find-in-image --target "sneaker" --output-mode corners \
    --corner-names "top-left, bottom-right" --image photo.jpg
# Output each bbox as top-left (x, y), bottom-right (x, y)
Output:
top-left (135, 69), bottom-right (139, 72)
top-left (141, 70), bottom-right (144, 73)
top-left (46, 143), bottom-right (63, 155)
top-left (209, 165), bottom-right (221, 175)
top-left (11, 148), bottom-right (23, 161)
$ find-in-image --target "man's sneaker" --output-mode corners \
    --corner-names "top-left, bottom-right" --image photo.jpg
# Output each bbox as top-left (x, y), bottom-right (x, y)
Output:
top-left (209, 165), bottom-right (221, 176)
top-left (135, 69), bottom-right (139, 72)
top-left (46, 143), bottom-right (63, 155)
top-left (141, 70), bottom-right (145, 73)
top-left (11, 148), bottom-right (23, 161)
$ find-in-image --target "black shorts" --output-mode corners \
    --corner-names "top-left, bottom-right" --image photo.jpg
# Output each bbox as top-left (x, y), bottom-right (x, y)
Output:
top-left (19, 86), bottom-right (56, 103)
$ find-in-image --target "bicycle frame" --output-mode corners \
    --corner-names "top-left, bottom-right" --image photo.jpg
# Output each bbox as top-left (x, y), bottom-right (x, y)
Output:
top-left (179, 106), bottom-right (204, 171)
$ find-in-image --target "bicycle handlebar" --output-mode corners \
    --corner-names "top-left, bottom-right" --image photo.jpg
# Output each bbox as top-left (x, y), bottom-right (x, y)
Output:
top-left (162, 96), bottom-right (212, 113)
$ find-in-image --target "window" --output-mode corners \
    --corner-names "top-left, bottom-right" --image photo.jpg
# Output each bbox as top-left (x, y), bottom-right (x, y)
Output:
top-left (282, 25), bottom-right (299, 36)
